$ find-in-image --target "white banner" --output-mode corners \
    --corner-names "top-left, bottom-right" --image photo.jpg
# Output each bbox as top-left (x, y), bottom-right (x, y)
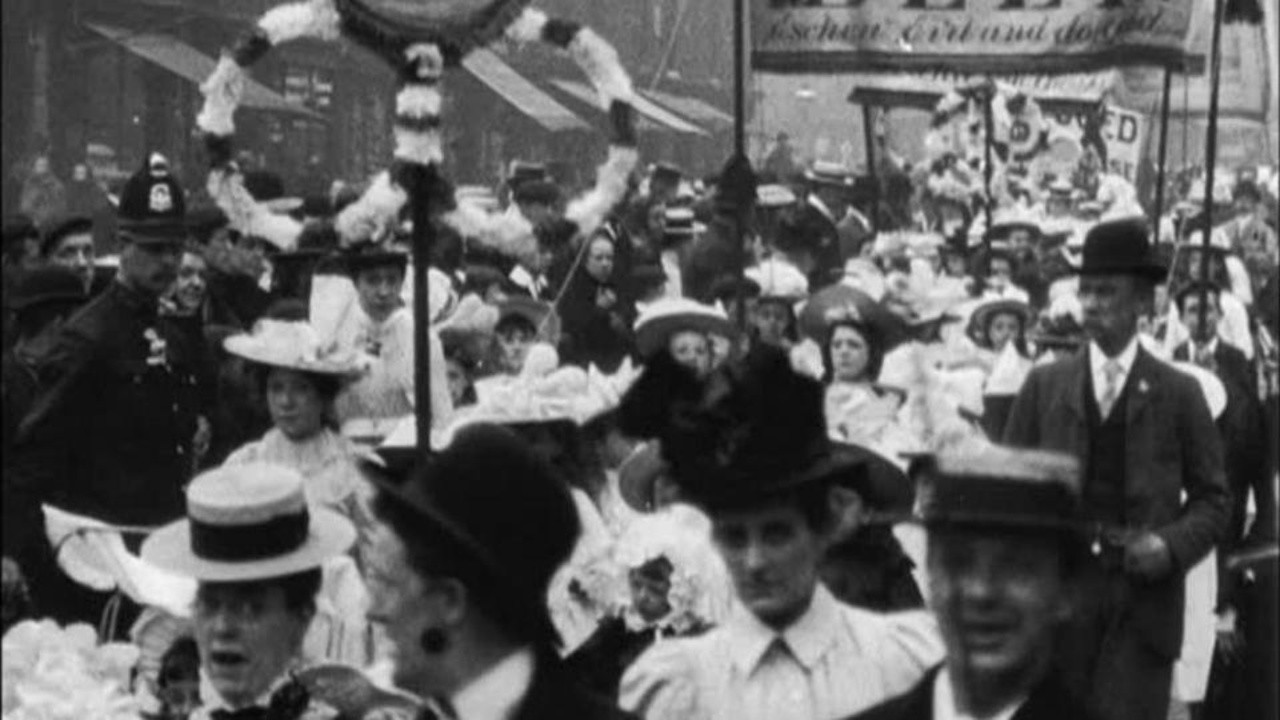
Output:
top-left (1048, 106), bottom-right (1147, 182)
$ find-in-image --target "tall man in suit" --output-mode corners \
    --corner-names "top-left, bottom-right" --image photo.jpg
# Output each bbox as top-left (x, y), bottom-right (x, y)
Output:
top-left (1172, 281), bottom-right (1272, 618)
top-left (845, 445), bottom-right (1101, 720)
top-left (1002, 218), bottom-right (1229, 720)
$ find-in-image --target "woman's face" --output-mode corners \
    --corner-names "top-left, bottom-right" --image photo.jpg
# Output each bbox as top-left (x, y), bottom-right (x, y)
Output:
top-left (355, 266), bottom-right (406, 323)
top-left (668, 330), bottom-right (711, 377)
top-left (987, 311), bottom-right (1022, 350)
top-left (496, 323), bottom-right (535, 375)
top-left (751, 301), bottom-right (791, 347)
top-left (585, 238), bottom-right (615, 283)
top-left (365, 526), bottom-right (446, 700)
top-left (265, 368), bottom-right (326, 441)
top-left (628, 557), bottom-right (674, 624)
top-left (32, 156), bottom-right (49, 175)
top-left (72, 164), bottom-right (89, 182)
top-left (829, 325), bottom-right (871, 383)
top-left (445, 358), bottom-right (470, 405)
top-left (173, 252), bottom-right (208, 313)
top-left (193, 580), bottom-right (311, 709)
top-left (712, 503), bottom-right (825, 629)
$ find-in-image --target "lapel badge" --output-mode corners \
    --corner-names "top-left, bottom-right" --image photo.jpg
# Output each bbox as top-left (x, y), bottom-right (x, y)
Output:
top-left (1138, 379), bottom-right (1150, 394)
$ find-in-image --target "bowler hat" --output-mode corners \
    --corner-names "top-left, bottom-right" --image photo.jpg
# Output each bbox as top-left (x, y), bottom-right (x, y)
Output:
top-left (3, 214), bottom-right (38, 249)
top-left (142, 462), bottom-right (356, 582)
top-left (651, 163), bottom-right (683, 186)
top-left (619, 345), bottom-right (863, 512)
top-left (9, 266), bottom-right (87, 312)
top-left (366, 423), bottom-right (580, 644)
top-left (1074, 217), bottom-right (1167, 282)
top-left (913, 445), bottom-right (1085, 537)
top-left (117, 152), bottom-right (187, 243)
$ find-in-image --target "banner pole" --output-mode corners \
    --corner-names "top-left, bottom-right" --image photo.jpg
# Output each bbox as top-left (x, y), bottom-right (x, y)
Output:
top-left (862, 104), bottom-right (880, 232)
top-left (1200, 0), bottom-right (1226, 331)
top-left (1152, 66), bottom-right (1173, 236)
top-left (733, 0), bottom-right (749, 333)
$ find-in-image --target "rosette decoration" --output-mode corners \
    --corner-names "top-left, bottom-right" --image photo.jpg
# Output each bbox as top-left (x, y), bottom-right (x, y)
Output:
top-left (923, 80), bottom-right (1048, 210)
top-left (194, 0), bottom-right (639, 257)
top-left (2, 620), bottom-right (142, 719)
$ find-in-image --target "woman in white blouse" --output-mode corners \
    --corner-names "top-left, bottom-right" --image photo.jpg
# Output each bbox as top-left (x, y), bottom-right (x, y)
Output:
top-left (617, 345), bottom-right (943, 720)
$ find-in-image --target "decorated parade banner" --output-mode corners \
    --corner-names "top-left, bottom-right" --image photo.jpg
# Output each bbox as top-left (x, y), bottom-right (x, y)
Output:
top-left (1047, 105), bottom-right (1147, 181)
top-left (849, 68), bottom-right (1120, 112)
top-left (752, 0), bottom-right (1200, 74)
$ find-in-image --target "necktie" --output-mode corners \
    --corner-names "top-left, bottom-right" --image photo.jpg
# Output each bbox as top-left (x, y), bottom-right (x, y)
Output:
top-left (1099, 360), bottom-right (1124, 419)
top-left (1196, 345), bottom-right (1217, 372)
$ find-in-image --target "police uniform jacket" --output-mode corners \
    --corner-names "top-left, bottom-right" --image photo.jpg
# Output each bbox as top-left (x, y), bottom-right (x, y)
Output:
top-left (4, 280), bottom-right (209, 556)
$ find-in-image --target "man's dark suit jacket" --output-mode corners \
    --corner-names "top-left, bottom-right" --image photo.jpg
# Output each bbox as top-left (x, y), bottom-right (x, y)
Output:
top-left (1002, 345), bottom-right (1229, 658)
top-left (844, 666), bottom-right (1100, 720)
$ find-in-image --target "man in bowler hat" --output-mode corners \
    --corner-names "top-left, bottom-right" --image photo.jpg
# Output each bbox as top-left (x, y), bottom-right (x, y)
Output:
top-left (1003, 218), bottom-right (1229, 720)
top-left (2, 152), bottom-right (212, 632)
top-left (846, 445), bottom-right (1100, 720)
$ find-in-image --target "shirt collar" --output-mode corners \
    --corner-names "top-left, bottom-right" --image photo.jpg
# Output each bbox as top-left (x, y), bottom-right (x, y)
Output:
top-left (932, 666), bottom-right (1026, 720)
top-left (1089, 334), bottom-right (1140, 377)
top-left (198, 667), bottom-right (296, 712)
top-left (452, 647), bottom-right (535, 720)
top-left (728, 584), bottom-right (841, 675)
top-left (808, 194), bottom-right (836, 222)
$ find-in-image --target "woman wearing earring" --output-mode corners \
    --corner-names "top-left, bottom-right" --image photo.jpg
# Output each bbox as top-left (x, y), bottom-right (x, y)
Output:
top-left (362, 423), bottom-right (637, 719)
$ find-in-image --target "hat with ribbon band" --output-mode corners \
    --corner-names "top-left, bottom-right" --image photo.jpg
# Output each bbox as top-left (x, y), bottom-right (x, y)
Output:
top-left (142, 463), bottom-right (356, 582)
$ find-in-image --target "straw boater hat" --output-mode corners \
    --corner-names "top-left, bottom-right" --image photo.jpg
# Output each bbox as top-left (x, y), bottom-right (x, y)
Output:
top-left (662, 206), bottom-right (706, 240)
top-left (756, 184), bottom-right (797, 208)
top-left (912, 444), bottom-right (1086, 541)
top-left (805, 160), bottom-right (856, 190)
top-left (142, 463), bottom-right (356, 582)
top-left (224, 319), bottom-right (366, 376)
top-left (633, 297), bottom-right (735, 360)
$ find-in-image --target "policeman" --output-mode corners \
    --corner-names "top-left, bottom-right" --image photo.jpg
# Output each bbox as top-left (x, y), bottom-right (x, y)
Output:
top-left (2, 153), bottom-right (211, 633)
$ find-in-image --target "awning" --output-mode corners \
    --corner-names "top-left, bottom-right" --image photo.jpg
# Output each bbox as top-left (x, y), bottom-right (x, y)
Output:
top-left (550, 79), bottom-right (708, 136)
top-left (85, 23), bottom-right (318, 118)
top-left (643, 89), bottom-right (733, 129)
top-left (461, 49), bottom-right (590, 132)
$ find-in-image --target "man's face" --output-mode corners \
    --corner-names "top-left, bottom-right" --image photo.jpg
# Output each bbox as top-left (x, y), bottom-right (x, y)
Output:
top-left (363, 526), bottom-right (440, 701)
top-left (49, 232), bottom-right (95, 288)
top-left (119, 240), bottom-right (182, 296)
top-left (1233, 196), bottom-right (1257, 219)
top-left (355, 266), bottom-right (406, 323)
top-left (927, 529), bottom-right (1072, 678)
top-left (519, 202), bottom-right (554, 228)
top-left (445, 358), bottom-right (469, 405)
top-left (1007, 229), bottom-right (1033, 251)
top-left (194, 580), bottom-right (310, 708)
top-left (1079, 274), bottom-right (1144, 350)
top-left (1180, 292), bottom-right (1221, 344)
top-left (172, 252), bottom-right (208, 313)
top-left (712, 502), bottom-right (825, 629)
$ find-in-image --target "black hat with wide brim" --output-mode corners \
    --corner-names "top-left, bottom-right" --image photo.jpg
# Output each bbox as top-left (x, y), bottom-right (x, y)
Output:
top-left (342, 242), bottom-right (409, 275)
top-left (1073, 217), bottom-right (1167, 282)
top-left (9, 266), bottom-right (89, 313)
top-left (363, 423), bottom-right (579, 647)
top-left (619, 345), bottom-right (862, 513)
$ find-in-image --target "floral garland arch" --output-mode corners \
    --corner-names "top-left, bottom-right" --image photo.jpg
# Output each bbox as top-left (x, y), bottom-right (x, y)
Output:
top-left (194, 0), bottom-right (640, 257)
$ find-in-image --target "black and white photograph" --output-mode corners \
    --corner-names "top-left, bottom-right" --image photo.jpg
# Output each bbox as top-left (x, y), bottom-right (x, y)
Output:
top-left (1, 0), bottom-right (1276, 718)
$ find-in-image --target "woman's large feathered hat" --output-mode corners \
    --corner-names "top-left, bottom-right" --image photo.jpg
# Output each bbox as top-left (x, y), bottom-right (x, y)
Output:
top-left (618, 345), bottom-right (865, 511)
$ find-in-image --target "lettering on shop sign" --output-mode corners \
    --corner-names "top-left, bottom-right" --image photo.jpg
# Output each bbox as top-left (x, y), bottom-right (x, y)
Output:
top-left (753, 0), bottom-right (1193, 74)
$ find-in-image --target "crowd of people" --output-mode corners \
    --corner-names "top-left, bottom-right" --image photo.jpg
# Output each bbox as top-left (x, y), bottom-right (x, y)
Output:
top-left (1, 132), bottom-right (1277, 720)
